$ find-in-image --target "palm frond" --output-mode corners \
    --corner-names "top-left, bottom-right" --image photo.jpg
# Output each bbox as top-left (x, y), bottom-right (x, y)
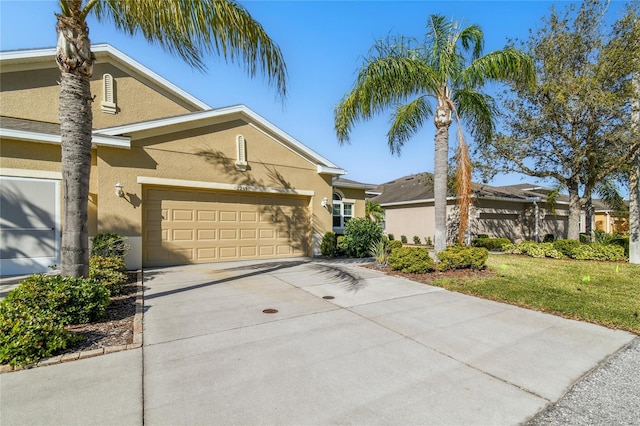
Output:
top-left (335, 54), bottom-right (437, 143)
top-left (91, 0), bottom-right (287, 97)
top-left (595, 179), bottom-right (627, 212)
top-left (452, 89), bottom-right (497, 143)
top-left (387, 96), bottom-right (432, 154)
top-left (461, 47), bottom-right (534, 89)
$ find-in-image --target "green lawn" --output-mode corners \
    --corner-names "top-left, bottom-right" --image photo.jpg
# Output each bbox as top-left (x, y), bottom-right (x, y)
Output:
top-left (431, 254), bottom-right (640, 334)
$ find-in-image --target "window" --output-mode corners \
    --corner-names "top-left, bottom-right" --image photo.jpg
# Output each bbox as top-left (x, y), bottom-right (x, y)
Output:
top-left (101, 74), bottom-right (117, 114)
top-left (332, 192), bottom-right (354, 231)
top-left (235, 135), bottom-right (248, 171)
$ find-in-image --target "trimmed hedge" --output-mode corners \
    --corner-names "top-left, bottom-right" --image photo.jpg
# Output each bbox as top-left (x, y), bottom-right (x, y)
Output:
top-left (387, 239), bottom-right (403, 252)
top-left (504, 240), bottom-right (626, 261)
top-left (437, 246), bottom-right (489, 271)
top-left (388, 247), bottom-right (434, 273)
top-left (472, 237), bottom-right (511, 251)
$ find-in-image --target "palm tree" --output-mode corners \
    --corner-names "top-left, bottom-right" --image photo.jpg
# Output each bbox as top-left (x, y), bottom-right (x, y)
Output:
top-left (335, 15), bottom-right (533, 255)
top-left (365, 199), bottom-right (384, 223)
top-left (56, 0), bottom-right (287, 277)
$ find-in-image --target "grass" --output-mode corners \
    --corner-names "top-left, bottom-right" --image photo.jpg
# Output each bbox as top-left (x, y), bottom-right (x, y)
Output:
top-left (430, 254), bottom-right (640, 334)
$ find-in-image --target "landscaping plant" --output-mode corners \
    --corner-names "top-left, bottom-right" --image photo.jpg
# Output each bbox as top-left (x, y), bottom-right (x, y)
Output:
top-left (341, 218), bottom-right (383, 258)
top-left (437, 246), bottom-right (489, 271)
top-left (388, 247), bottom-right (434, 273)
top-left (320, 231), bottom-right (338, 257)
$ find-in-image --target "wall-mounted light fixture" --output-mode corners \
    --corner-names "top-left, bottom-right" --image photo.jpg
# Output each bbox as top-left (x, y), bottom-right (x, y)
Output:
top-left (115, 182), bottom-right (124, 198)
top-left (321, 196), bottom-right (328, 207)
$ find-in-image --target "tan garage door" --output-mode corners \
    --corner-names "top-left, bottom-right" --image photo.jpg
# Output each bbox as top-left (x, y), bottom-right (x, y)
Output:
top-left (143, 187), bottom-right (310, 267)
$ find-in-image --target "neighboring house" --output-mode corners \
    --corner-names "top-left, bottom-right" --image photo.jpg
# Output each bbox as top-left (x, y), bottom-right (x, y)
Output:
top-left (371, 173), bottom-right (586, 244)
top-left (0, 44), bottom-right (369, 276)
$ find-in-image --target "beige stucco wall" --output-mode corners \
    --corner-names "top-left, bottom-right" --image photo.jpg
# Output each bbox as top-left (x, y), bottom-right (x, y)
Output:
top-left (0, 64), bottom-right (194, 127)
top-left (95, 118), bottom-right (337, 257)
top-left (383, 203), bottom-right (436, 242)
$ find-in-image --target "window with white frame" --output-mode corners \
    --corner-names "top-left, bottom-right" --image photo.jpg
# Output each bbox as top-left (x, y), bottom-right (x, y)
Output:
top-left (332, 192), bottom-right (353, 230)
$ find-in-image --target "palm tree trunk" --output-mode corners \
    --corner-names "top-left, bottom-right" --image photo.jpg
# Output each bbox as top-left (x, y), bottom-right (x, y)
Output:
top-left (57, 10), bottom-right (94, 277)
top-left (59, 71), bottom-right (92, 277)
top-left (433, 124), bottom-right (449, 255)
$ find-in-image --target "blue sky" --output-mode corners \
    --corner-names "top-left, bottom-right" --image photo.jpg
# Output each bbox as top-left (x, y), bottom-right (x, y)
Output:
top-left (0, 0), bottom-right (630, 186)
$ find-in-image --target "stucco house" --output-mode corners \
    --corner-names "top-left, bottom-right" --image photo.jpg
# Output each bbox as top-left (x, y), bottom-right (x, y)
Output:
top-left (0, 44), bottom-right (369, 276)
top-left (372, 173), bottom-right (588, 244)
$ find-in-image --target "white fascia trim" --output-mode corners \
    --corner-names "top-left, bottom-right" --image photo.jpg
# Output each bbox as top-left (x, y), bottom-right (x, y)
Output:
top-left (1, 127), bottom-right (131, 149)
top-left (0, 168), bottom-right (62, 180)
top-left (99, 104), bottom-right (344, 172)
top-left (137, 176), bottom-right (315, 197)
top-left (380, 196), bottom-right (459, 207)
top-left (317, 165), bottom-right (346, 176)
top-left (91, 44), bottom-right (211, 111)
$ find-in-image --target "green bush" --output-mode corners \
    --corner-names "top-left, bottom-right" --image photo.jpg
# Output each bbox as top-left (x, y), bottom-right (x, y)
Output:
top-left (341, 218), bottom-right (383, 258)
top-left (89, 256), bottom-right (128, 295)
top-left (570, 244), bottom-right (626, 261)
top-left (388, 239), bottom-right (403, 252)
top-left (6, 275), bottom-right (110, 326)
top-left (425, 236), bottom-right (433, 246)
top-left (476, 234), bottom-right (489, 239)
top-left (0, 301), bottom-right (78, 366)
top-left (472, 237), bottom-right (511, 251)
top-left (320, 232), bottom-right (337, 257)
top-left (388, 234), bottom-right (395, 241)
top-left (400, 235), bottom-right (408, 244)
top-left (336, 236), bottom-right (347, 256)
top-left (543, 234), bottom-right (555, 243)
top-left (437, 246), bottom-right (488, 271)
top-left (413, 236), bottom-right (421, 245)
top-left (504, 241), bottom-right (564, 259)
top-left (553, 239), bottom-right (582, 257)
top-left (91, 233), bottom-right (130, 259)
top-left (388, 247), bottom-right (434, 273)
top-left (610, 236), bottom-right (629, 257)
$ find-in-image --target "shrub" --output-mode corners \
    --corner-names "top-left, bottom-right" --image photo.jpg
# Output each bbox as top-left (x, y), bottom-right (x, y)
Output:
top-left (400, 235), bottom-right (408, 244)
top-left (0, 301), bottom-right (77, 366)
top-left (320, 232), bottom-right (337, 257)
top-left (6, 275), bottom-right (110, 326)
top-left (543, 234), bottom-right (555, 243)
top-left (388, 247), bottom-right (434, 273)
top-left (437, 246), bottom-right (488, 271)
top-left (553, 239), bottom-right (581, 257)
top-left (336, 236), bottom-right (347, 256)
top-left (413, 236), bottom-right (421, 245)
top-left (570, 244), bottom-right (626, 261)
top-left (388, 234), bottom-right (395, 241)
top-left (388, 239), bottom-right (403, 252)
top-left (341, 218), bottom-right (383, 258)
top-left (369, 239), bottom-right (389, 267)
top-left (425, 236), bottom-right (433, 246)
top-left (89, 256), bottom-right (128, 295)
top-left (91, 233), bottom-right (130, 259)
top-left (610, 236), bottom-right (629, 257)
top-left (472, 237), bottom-right (511, 251)
top-left (476, 234), bottom-right (489, 239)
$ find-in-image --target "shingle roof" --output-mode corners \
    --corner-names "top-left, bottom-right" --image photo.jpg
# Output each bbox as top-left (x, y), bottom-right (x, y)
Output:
top-left (0, 116), bottom-right (60, 135)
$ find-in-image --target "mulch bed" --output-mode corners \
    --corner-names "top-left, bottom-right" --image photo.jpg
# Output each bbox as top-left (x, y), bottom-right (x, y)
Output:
top-left (362, 263), bottom-right (495, 284)
top-left (62, 273), bottom-right (138, 354)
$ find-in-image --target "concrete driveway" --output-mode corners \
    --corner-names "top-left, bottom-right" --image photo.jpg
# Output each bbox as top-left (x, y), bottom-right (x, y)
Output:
top-left (141, 258), bottom-right (633, 425)
top-left (1, 258), bottom-right (635, 425)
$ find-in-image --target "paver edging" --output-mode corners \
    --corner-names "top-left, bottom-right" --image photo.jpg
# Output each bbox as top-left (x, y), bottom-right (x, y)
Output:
top-left (0, 269), bottom-right (144, 373)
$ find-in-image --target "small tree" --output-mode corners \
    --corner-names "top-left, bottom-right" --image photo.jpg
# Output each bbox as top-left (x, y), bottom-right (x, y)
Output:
top-left (342, 218), bottom-right (383, 258)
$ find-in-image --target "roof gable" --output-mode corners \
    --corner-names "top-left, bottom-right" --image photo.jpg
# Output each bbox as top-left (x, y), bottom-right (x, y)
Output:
top-left (0, 44), bottom-right (211, 113)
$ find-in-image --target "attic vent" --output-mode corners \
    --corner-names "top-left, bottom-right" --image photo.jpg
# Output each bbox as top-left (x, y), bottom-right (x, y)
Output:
top-left (235, 135), bottom-right (248, 171)
top-left (101, 74), bottom-right (117, 114)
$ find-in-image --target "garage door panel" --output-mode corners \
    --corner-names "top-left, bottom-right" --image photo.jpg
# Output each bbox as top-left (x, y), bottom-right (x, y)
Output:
top-left (172, 210), bottom-right (194, 221)
top-left (197, 210), bottom-right (217, 221)
top-left (143, 187), bottom-right (309, 266)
